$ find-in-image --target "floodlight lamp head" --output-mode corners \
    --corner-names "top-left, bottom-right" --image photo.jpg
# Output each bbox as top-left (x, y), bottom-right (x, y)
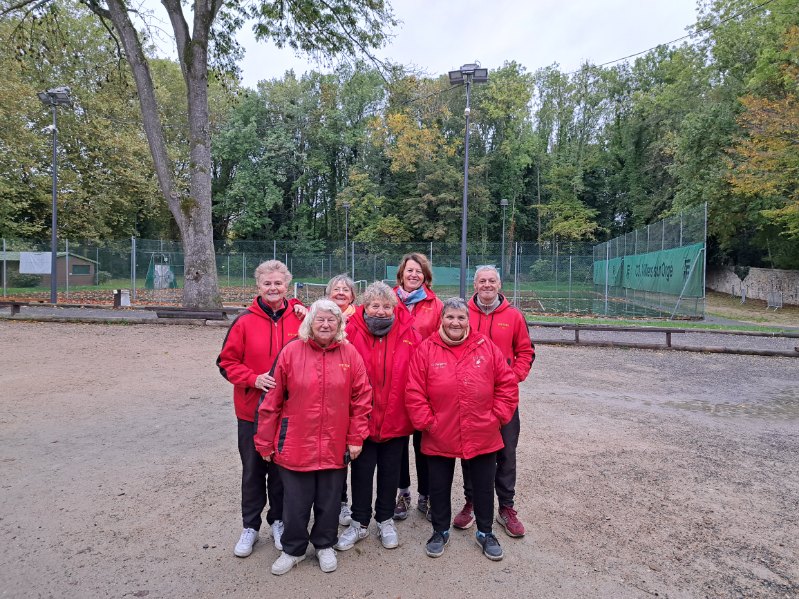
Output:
top-left (37, 86), bottom-right (72, 106)
top-left (448, 70), bottom-right (465, 85)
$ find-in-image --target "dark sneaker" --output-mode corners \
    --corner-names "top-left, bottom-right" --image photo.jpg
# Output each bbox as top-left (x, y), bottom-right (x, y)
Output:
top-left (393, 492), bottom-right (411, 520)
top-left (475, 531), bottom-right (503, 561)
top-left (425, 530), bottom-right (450, 558)
top-left (453, 501), bottom-right (475, 529)
top-left (496, 506), bottom-right (525, 537)
top-left (417, 495), bottom-right (431, 521)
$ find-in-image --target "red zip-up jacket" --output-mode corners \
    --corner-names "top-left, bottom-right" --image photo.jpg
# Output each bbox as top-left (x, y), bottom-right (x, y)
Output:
top-left (405, 331), bottom-right (519, 460)
top-left (394, 284), bottom-right (443, 340)
top-left (468, 294), bottom-right (535, 383)
top-left (254, 339), bottom-right (372, 471)
top-left (216, 296), bottom-right (305, 422)
top-left (345, 305), bottom-right (422, 442)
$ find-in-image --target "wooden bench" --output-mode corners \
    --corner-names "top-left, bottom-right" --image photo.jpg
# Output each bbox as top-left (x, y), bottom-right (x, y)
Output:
top-left (0, 300), bottom-right (49, 315)
top-left (153, 307), bottom-right (228, 321)
top-left (560, 324), bottom-right (686, 347)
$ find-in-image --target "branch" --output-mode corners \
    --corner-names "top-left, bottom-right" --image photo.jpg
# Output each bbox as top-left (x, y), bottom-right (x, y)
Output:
top-left (160, 0), bottom-right (190, 64)
top-left (0, 0), bottom-right (48, 17)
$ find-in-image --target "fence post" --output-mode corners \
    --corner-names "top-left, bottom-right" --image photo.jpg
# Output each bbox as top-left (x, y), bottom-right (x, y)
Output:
top-left (568, 255), bottom-right (572, 312)
top-left (242, 253), bottom-right (246, 287)
top-left (604, 242), bottom-right (609, 315)
top-left (513, 242), bottom-right (518, 304)
top-left (227, 254), bottom-right (230, 287)
top-left (273, 240), bottom-right (276, 260)
top-left (130, 236), bottom-right (137, 301)
top-left (351, 241), bottom-right (355, 280)
top-left (65, 239), bottom-right (69, 298)
top-left (95, 246), bottom-right (99, 286)
top-left (2, 238), bottom-right (5, 298)
top-left (429, 241), bottom-right (433, 264)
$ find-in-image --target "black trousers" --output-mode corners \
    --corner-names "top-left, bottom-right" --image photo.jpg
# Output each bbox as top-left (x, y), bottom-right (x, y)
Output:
top-left (279, 466), bottom-right (346, 557)
top-left (461, 408), bottom-right (520, 508)
top-left (428, 452), bottom-right (497, 534)
top-left (351, 437), bottom-right (405, 525)
top-left (237, 419), bottom-right (283, 530)
top-left (398, 431), bottom-right (429, 496)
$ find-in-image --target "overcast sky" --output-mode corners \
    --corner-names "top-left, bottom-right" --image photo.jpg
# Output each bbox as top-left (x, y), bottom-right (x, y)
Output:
top-left (143, 0), bottom-right (702, 88)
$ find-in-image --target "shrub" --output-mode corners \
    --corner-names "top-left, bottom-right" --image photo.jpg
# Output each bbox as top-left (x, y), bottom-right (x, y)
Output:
top-left (529, 259), bottom-right (553, 280)
top-left (8, 272), bottom-right (42, 288)
top-left (97, 270), bottom-right (112, 284)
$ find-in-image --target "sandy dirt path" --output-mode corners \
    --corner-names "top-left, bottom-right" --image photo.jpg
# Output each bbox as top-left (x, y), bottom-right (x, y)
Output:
top-left (1, 320), bottom-right (797, 598)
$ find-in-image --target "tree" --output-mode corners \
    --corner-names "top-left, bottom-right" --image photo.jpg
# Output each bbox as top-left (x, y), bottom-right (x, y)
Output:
top-left (2, 0), bottom-right (396, 307)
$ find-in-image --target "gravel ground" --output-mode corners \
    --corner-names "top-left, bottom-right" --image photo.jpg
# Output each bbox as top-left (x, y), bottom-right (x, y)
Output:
top-left (1, 320), bottom-right (797, 598)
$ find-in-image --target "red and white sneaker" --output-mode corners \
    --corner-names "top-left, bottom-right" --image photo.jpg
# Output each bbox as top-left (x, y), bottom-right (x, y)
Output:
top-left (496, 506), bottom-right (525, 537)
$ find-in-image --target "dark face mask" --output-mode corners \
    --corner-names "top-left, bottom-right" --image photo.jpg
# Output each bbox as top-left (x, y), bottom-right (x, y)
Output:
top-left (364, 314), bottom-right (394, 337)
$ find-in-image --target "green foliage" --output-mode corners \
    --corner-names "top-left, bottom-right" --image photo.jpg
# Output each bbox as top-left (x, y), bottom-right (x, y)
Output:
top-left (7, 272), bottom-right (41, 287)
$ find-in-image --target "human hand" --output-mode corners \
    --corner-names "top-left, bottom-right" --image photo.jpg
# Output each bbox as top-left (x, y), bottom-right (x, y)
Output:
top-left (294, 304), bottom-right (309, 317)
top-left (255, 373), bottom-right (276, 391)
top-left (262, 453), bottom-right (272, 462)
top-left (347, 444), bottom-right (362, 460)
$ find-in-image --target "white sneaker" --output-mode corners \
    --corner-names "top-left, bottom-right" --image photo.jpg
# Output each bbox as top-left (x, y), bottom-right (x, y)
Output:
top-left (334, 522), bottom-right (369, 550)
top-left (234, 527), bottom-right (258, 557)
top-left (377, 518), bottom-right (399, 549)
top-left (339, 502), bottom-right (353, 526)
top-left (317, 547), bottom-right (337, 573)
top-left (271, 520), bottom-right (284, 551)
top-left (271, 551), bottom-right (305, 576)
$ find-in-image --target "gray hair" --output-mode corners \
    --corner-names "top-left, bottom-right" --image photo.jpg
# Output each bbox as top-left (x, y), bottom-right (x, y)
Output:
top-left (325, 274), bottom-right (356, 300)
top-left (473, 264), bottom-right (501, 284)
top-left (254, 260), bottom-right (292, 285)
top-left (360, 281), bottom-right (397, 308)
top-left (298, 299), bottom-right (346, 343)
top-left (441, 296), bottom-right (469, 316)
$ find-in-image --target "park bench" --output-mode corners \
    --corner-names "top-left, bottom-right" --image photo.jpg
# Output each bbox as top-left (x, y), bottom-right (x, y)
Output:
top-left (559, 324), bottom-right (686, 347)
top-left (151, 306), bottom-right (229, 321)
top-left (0, 300), bottom-right (50, 315)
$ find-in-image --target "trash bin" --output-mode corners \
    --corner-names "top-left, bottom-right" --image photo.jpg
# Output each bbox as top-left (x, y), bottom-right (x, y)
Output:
top-left (113, 289), bottom-right (131, 308)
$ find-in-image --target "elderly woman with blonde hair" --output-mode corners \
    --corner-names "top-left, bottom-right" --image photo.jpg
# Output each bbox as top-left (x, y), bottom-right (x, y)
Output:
top-left (255, 299), bottom-right (372, 575)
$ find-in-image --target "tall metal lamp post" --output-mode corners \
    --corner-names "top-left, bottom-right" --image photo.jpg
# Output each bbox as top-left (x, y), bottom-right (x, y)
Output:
top-left (343, 201), bottom-right (350, 274)
top-left (449, 64), bottom-right (488, 298)
top-left (37, 86), bottom-right (72, 304)
top-left (500, 198), bottom-right (509, 276)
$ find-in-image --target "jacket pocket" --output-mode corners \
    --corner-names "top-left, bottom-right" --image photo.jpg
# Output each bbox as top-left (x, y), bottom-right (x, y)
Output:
top-left (277, 417), bottom-right (289, 453)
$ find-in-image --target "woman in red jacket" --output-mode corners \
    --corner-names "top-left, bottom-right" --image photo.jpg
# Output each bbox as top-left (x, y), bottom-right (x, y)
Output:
top-left (393, 253), bottom-right (443, 520)
top-left (255, 299), bottom-right (372, 575)
top-left (216, 260), bottom-right (304, 559)
top-left (405, 297), bottom-right (519, 562)
top-left (335, 282), bottom-right (421, 552)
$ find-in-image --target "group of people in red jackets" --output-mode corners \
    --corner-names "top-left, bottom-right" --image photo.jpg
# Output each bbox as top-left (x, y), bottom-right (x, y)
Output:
top-left (217, 253), bottom-right (535, 575)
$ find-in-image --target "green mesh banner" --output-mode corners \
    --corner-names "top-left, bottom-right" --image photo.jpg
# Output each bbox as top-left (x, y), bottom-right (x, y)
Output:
top-left (593, 243), bottom-right (704, 296)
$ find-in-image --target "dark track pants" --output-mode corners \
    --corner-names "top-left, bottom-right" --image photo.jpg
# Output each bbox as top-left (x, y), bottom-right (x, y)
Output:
top-left (461, 408), bottom-right (520, 508)
top-left (428, 452), bottom-right (497, 534)
top-left (398, 431), bottom-right (429, 496)
top-left (351, 437), bottom-right (405, 525)
top-left (278, 466), bottom-right (346, 557)
top-left (238, 419), bottom-right (283, 530)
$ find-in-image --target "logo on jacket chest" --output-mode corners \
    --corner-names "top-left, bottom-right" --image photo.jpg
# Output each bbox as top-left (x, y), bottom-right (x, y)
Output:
top-left (339, 363), bottom-right (351, 370)
top-left (432, 362), bottom-right (447, 369)
top-left (496, 322), bottom-right (509, 328)
top-left (473, 354), bottom-right (487, 368)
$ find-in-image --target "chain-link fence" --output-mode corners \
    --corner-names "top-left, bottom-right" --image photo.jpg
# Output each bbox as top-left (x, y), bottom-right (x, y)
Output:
top-left (1, 205), bottom-right (706, 318)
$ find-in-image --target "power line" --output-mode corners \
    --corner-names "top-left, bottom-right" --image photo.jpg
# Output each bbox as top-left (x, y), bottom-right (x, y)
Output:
top-left (567, 0), bottom-right (779, 74)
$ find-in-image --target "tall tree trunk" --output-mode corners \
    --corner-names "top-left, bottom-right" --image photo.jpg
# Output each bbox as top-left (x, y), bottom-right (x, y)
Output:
top-left (101, 0), bottom-right (220, 308)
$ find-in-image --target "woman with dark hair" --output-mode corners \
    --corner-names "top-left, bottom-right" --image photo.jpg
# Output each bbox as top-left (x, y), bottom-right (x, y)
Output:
top-left (405, 297), bottom-right (519, 561)
top-left (335, 282), bottom-right (421, 552)
top-left (217, 260), bottom-right (304, 559)
top-left (392, 252), bottom-right (443, 520)
top-left (255, 299), bottom-right (372, 575)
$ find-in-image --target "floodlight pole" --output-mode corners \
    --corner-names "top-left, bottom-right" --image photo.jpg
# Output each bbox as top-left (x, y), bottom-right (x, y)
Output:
top-left (449, 63), bottom-right (488, 298)
top-left (37, 86), bottom-right (71, 304)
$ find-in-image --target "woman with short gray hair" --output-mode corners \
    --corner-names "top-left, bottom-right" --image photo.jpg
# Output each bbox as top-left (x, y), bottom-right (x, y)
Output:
top-left (335, 281), bottom-right (421, 553)
top-left (405, 297), bottom-right (519, 561)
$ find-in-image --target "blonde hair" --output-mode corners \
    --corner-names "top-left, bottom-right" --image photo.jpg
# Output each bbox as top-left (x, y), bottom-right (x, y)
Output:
top-left (254, 260), bottom-right (292, 285)
top-left (325, 274), bottom-right (356, 301)
top-left (298, 299), bottom-right (346, 343)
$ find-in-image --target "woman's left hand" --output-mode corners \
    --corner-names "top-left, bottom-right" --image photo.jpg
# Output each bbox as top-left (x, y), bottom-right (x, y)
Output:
top-left (347, 444), bottom-right (362, 460)
top-left (255, 373), bottom-right (276, 391)
top-left (293, 304), bottom-right (309, 317)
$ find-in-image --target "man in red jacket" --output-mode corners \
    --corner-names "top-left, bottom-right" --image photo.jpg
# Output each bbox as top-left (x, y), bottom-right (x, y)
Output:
top-left (453, 265), bottom-right (535, 538)
top-left (217, 260), bottom-right (305, 559)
